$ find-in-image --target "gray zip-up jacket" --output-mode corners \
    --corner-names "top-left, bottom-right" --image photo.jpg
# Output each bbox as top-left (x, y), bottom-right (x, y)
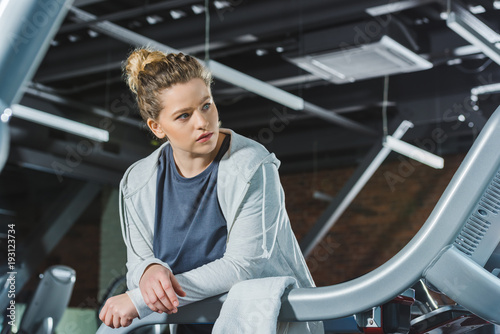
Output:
top-left (120, 129), bottom-right (323, 333)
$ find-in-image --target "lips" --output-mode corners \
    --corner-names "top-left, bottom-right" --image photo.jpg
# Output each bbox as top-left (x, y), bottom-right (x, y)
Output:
top-left (197, 132), bottom-right (213, 143)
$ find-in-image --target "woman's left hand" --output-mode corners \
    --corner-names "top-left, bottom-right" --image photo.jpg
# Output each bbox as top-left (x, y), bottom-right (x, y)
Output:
top-left (99, 293), bottom-right (139, 328)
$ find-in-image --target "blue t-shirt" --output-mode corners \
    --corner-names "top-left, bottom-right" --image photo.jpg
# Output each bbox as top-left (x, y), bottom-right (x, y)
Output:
top-left (153, 134), bottom-right (230, 274)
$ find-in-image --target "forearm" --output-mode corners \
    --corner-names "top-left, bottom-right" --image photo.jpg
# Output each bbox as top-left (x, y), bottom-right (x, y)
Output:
top-left (175, 255), bottom-right (264, 306)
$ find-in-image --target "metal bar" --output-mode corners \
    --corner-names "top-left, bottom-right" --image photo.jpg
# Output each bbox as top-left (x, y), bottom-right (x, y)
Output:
top-left (0, 0), bottom-right (74, 173)
top-left (300, 119), bottom-right (412, 257)
top-left (0, 182), bottom-right (101, 311)
top-left (8, 146), bottom-right (124, 185)
top-left (68, 7), bottom-right (377, 135)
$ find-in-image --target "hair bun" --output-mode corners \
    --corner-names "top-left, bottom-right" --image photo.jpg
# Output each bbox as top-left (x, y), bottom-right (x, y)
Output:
top-left (124, 48), bottom-right (165, 94)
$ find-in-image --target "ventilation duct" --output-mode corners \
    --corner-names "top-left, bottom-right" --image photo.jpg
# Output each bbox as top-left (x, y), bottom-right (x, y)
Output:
top-left (284, 19), bottom-right (432, 84)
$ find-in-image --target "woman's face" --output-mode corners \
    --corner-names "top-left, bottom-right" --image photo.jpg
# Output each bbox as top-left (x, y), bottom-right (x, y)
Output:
top-left (147, 78), bottom-right (220, 159)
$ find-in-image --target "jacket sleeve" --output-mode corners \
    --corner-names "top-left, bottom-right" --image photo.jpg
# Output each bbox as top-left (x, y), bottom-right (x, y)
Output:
top-left (119, 180), bottom-right (173, 318)
top-left (173, 162), bottom-right (285, 306)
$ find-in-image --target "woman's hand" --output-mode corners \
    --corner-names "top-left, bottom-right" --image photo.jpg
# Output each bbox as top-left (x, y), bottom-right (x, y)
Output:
top-left (99, 293), bottom-right (138, 328)
top-left (139, 264), bottom-right (186, 314)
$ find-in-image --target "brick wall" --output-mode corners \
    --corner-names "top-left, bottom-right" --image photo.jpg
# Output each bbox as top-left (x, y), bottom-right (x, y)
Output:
top-left (280, 153), bottom-right (466, 286)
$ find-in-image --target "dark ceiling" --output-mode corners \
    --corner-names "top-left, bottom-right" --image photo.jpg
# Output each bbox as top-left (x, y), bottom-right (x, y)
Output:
top-left (4, 0), bottom-right (500, 185)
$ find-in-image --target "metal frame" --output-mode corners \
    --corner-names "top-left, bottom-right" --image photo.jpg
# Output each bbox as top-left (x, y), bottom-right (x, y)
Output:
top-left (0, 0), bottom-right (74, 173)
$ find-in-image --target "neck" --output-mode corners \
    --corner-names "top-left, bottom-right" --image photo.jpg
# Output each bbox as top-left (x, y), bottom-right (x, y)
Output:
top-left (172, 133), bottom-right (225, 178)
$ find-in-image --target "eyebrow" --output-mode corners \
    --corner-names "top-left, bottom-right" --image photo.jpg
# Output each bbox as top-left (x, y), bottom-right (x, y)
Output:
top-left (172, 95), bottom-right (211, 116)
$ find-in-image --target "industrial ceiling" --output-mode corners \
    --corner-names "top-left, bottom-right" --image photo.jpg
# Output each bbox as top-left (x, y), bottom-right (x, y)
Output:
top-left (2, 0), bottom-right (500, 213)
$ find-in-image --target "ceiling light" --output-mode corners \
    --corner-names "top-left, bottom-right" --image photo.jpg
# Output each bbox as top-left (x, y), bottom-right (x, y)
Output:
top-left (191, 4), bottom-right (205, 14)
top-left (469, 5), bottom-right (486, 14)
top-left (234, 34), bottom-right (258, 43)
top-left (11, 104), bottom-right (109, 142)
top-left (366, 0), bottom-right (436, 16)
top-left (256, 49), bottom-right (267, 56)
top-left (383, 135), bottom-right (444, 169)
top-left (50, 39), bottom-right (59, 47)
top-left (471, 83), bottom-right (500, 95)
top-left (146, 15), bottom-right (163, 25)
top-left (285, 36), bottom-right (432, 84)
top-left (214, 1), bottom-right (231, 9)
top-left (68, 34), bottom-right (80, 42)
top-left (276, 46), bottom-right (284, 53)
top-left (169, 10), bottom-right (186, 20)
top-left (1, 108), bottom-right (12, 123)
top-left (494, 1), bottom-right (500, 10)
top-left (447, 7), bottom-right (500, 66)
top-left (458, 114), bottom-right (466, 122)
top-left (87, 29), bottom-right (99, 38)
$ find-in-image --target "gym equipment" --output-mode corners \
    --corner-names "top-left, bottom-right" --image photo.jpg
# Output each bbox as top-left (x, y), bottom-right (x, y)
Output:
top-left (97, 105), bottom-right (500, 333)
top-left (18, 266), bottom-right (76, 334)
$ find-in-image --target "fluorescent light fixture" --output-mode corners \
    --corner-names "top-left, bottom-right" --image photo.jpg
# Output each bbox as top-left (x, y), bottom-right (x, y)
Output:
top-left (383, 135), bottom-right (444, 169)
top-left (447, 8), bottom-right (500, 66)
top-left (285, 36), bottom-right (432, 84)
top-left (471, 83), bottom-right (500, 95)
top-left (11, 104), bottom-right (109, 142)
top-left (469, 5), bottom-right (486, 14)
top-left (207, 61), bottom-right (305, 110)
top-left (366, 0), bottom-right (436, 16)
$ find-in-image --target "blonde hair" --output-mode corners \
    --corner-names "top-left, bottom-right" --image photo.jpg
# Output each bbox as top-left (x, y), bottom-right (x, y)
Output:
top-left (123, 48), bottom-right (213, 123)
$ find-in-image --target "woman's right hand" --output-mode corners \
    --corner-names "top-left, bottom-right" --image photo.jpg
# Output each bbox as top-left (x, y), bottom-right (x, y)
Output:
top-left (139, 264), bottom-right (186, 313)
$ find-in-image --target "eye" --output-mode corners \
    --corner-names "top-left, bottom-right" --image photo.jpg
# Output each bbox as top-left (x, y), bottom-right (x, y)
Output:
top-left (177, 113), bottom-right (190, 120)
top-left (202, 102), bottom-right (211, 110)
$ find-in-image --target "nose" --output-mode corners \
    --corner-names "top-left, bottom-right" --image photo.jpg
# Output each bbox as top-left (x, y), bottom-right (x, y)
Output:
top-left (193, 109), bottom-right (209, 129)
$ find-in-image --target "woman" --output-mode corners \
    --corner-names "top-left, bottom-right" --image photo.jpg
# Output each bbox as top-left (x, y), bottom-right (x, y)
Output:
top-left (99, 49), bottom-right (323, 333)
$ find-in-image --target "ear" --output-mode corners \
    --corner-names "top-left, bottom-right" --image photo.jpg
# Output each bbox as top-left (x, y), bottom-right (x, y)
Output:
top-left (147, 118), bottom-right (167, 139)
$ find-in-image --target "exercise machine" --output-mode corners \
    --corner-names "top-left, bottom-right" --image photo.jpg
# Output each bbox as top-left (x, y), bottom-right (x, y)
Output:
top-left (96, 104), bottom-right (500, 333)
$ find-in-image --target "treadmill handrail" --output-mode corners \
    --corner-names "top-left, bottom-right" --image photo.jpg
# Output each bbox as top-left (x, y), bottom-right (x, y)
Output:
top-left (97, 107), bottom-right (500, 333)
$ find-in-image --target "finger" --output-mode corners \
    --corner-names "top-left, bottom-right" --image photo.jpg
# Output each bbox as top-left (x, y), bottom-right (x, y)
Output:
top-left (162, 282), bottom-right (180, 309)
top-left (153, 282), bottom-right (174, 312)
top-left (99, 303), bottom-right (108, 322)
top-left (145, 286), bottom-right (161, 312)
top-left (113, 313), bottom-right (121, 329)
top-left (105, 311), bottom-right (114, 328)
top-left (170, 275), bottom-right (186, 297)
top-left (121, 317), bottom-right (133, 328)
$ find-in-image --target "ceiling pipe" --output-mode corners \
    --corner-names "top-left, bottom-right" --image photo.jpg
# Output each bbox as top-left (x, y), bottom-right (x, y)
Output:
top-left (68, 7), bottom-right (378, 136)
